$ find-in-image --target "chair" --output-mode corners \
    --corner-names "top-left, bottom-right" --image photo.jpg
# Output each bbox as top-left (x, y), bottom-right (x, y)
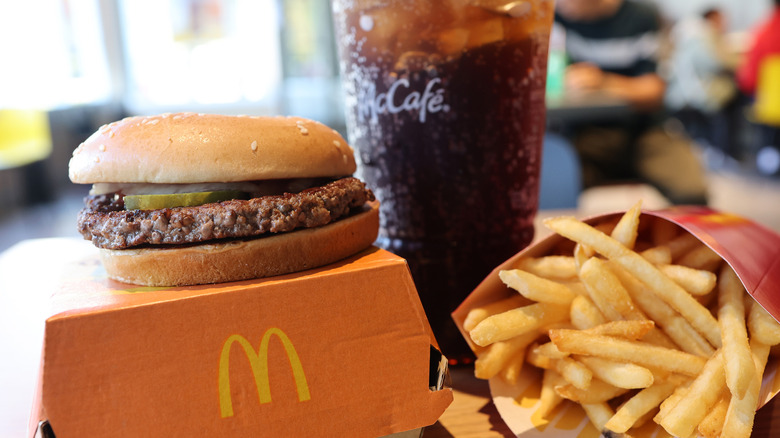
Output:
top-left (0, 110), bottom-right (53, 208)
top-left (0, 109), bottom-right (51, 169)
top-left (754, 55), bottom-right (780, 127)
top-left (539, 133), bottom-right (582, 209)
top-left (752, 55), bottom-right (780, 175)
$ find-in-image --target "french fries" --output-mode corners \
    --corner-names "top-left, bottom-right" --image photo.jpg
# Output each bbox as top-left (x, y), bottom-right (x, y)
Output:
top-left (569, 294), bottom-right (606, 329)
top-left (656, 350), bottom-right (727, 437)
top-left (516, 256), bottom-right (577, 281)
top-left (583, 320), bottom-right (655, 340)
top-left (536, 369), bottom-right (565, 418)
top-left (660, 264), bottom-right (717, 296)
top-left (605, 377), bottom-right (682, 433)
top-left (544, 216), bottom-right (723, 348)
top-left (462, 295), bottom-right (529, 332)
top-left (578, 257), bottom-right (635, 321)
top-left (463, 204), bottom-right (780, 437)
top-left (498, 269), bottom-right (576, 305)
top-left (610, 201), bottom-right (641, 249)
top-left (721, 338), bottom-right (770, 437)
top-left (469, 302), bottom-right (569, 346)
top-left (717, 264), bottom-right (754, 399)
top-left (549, 329), bottom-right (706, 376)
top-left (613, 263), bottom-right (715, 356)
top-left (639, 245), bottom-right (672, 265)
top-left (748, 299), bottom-right (780, 345)
top-left (698, 393), bottom-right (730, 438)
top-left (555, 379), bottom-right (628, 404)
top-left (474, 330), bottom-right (538, 379)
top-left (575, 355), bottom-right (654, 389)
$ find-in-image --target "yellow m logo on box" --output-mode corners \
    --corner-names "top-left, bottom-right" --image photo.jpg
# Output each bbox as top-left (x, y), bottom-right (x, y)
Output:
top-left (218, 327), bottom-right (311, 418)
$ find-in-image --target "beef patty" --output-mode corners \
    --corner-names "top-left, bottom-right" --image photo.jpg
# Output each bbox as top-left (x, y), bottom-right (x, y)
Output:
top-left (78, 177), bottom-right (375, 250)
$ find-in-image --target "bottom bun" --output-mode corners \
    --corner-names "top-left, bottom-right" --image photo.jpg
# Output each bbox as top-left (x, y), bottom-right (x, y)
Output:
top-left (100, 201), bottom-right (380, 286)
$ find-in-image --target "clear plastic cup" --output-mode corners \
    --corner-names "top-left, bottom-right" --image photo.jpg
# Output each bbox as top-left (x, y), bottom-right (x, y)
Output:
top-left (331, 0), bottom-right (555, 360)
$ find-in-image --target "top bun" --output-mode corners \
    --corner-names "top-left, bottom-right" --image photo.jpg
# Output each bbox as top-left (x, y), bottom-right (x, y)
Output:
top-left (69, 113), bottom-right (357, 184)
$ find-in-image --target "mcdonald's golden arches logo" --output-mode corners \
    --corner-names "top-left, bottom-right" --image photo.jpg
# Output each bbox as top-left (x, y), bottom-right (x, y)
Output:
top-left (218, 327), bottom-right (311, 418)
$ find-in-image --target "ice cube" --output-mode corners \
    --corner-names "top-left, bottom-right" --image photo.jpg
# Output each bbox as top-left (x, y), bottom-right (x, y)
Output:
top-left (360, 7), bottom-right (403, 51)
top-left (437, 28), bottom-right (470, 55)
top-left (394, 51), bottom-right (432, 72)
top-left (466, 18), bottom-right (504, 48)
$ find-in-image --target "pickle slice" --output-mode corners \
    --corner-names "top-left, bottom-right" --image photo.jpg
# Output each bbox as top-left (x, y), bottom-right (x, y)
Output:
top-left (124, 190), bottom-right (244, 210)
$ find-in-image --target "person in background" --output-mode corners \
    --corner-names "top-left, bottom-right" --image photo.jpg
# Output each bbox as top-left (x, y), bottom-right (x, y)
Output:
top-left (736, 0), bottom-right (780, 97)
top-left (665, 7), bottom-right (742, 159)
top-left (554, 0), bottom-right (709, 205)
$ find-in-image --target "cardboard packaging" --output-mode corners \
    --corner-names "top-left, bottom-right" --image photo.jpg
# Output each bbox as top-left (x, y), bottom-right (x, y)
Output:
top-left (30, 247), bottom-right (452, 437)
top-left (452, 206), bottom-right (780, 437)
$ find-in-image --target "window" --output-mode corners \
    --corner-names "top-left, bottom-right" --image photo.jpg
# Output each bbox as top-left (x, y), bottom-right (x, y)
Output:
top-left (118, 0), bottom-right (283, 113)
top-left (0, 0), bottom-right (111, 109)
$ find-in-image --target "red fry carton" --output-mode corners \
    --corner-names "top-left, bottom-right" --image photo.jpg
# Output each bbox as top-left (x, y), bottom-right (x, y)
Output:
top-left (452, 206), bottom-right (780, 437)
top-left (29, 246), bottom-right (452, 437)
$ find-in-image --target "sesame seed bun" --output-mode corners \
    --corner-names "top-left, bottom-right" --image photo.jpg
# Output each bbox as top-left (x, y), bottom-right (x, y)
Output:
top-left (69, 113), bottom-right (356, 184)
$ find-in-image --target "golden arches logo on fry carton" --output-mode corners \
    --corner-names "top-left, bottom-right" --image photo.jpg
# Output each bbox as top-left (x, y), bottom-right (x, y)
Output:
top-left (662, 206), bottom-right (751, 227)
top-left (453, 204), bottom-right (780, 438)
top-left (218, 328), bottom-right (311, 418)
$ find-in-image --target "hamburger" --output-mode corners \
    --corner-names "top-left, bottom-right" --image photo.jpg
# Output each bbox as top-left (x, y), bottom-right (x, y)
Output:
top-left (68, 113), bottom-right (378, 286)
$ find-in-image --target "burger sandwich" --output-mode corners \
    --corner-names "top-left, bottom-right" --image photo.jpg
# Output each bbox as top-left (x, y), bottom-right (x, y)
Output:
top-left (69, 113), bottom-right (378, 286)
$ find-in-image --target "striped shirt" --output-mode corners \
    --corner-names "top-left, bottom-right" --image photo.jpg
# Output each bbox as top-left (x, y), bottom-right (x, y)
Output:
top-left (555, 1), bottom-right (662, 77)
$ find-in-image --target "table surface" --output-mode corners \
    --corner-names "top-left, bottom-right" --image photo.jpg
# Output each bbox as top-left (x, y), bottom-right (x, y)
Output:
top-left (3, 238), bottom-right (780, 437)
top-left (546, 90), bottom-right (632, 126)
top-left (425, 367), bottom-right (514, 437)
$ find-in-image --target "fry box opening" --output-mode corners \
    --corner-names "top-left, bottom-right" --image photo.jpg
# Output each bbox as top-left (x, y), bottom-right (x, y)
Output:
top-left (452, 205), bottom-right (780, 438)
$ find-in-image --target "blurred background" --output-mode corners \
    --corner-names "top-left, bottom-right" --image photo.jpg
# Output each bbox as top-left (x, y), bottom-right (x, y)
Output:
top-left (0, 0), bottom-right (778, 254)
top-left (0, 1), bottom-right (779, 436)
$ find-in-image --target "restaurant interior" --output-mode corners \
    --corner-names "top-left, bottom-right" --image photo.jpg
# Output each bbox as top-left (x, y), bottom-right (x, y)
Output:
top-left (1, 0), bottom-right (778, 255)
top-left (1, 0), bottom-right (780, 436)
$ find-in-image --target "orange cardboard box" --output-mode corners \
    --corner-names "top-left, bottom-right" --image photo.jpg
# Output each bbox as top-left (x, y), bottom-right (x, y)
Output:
top-left (29, 246), bottom-right (452, 437)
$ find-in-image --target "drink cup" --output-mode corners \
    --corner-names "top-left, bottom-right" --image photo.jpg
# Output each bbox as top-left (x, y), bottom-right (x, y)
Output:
top-left (331, 0), bottom-right (555, 360)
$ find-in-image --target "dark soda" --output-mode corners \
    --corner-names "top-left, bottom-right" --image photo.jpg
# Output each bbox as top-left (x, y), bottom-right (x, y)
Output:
top-left (332, 0), bottom-right (553, 360)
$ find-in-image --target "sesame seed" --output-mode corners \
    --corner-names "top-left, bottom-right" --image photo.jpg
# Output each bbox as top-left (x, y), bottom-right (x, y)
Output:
top-left (99, 144), bottom-right (106, 152)
top-left (333, 140), bottom-right (341, 147)
top-left (94, 157), bottom-right (100, 163)
top-left (299, 127), bottom-right (309, 135)
top-left (251, 140), bottom-right (258, 151)
top-left (148, 119), bottom-right (159, 125)
top-left (109, 131), bottom-right (115, 138)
